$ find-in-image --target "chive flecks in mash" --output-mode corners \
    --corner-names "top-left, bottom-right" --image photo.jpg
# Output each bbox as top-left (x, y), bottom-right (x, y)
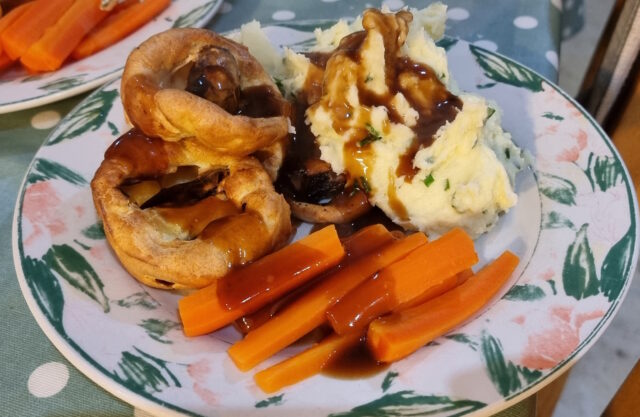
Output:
top-left (358, 123), bottom-right (382, 147)
top-left (424, 174), bottom-right (435, 187)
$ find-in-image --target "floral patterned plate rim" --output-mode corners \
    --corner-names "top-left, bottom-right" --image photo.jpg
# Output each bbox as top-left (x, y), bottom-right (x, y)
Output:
top-left (12, 23), bottom-right (640, 417)
top-left (0, 0), bottom-right (222, 115)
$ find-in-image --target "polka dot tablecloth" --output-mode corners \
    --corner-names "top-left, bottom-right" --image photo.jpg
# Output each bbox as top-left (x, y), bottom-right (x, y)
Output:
top-left (0, 1), bottom-right (560, 416)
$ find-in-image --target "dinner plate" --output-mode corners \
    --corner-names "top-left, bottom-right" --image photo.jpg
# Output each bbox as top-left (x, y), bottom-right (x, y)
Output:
top-left (12, 22), bottom-right (639, 417)
top-left (0, 0), bottom-right (222, 115)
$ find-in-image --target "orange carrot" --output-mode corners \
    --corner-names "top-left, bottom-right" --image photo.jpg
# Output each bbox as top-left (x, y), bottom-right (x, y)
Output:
top-left (20, 0), bottom-right (109, 72)
top-left (179, 225), bottom-right (345, 337)
top-left (1, 0), bottom-right (75, 60)
top-left (72, 0), bottom-right (170, 60)
top-left (254, 331), bottom-right (362, 394)
top-left (326, 228), bottom-right (479, 335)
top-left (234, 224), bottom-right (394, 334)
top-left (227, 232), bottom-right (428, 371)
top-left (0, 2), bottom-right (33, 56)
top-left (367, 251), bottom-right (519, 363)
top-left (0, 52), bottom-right (13, 71)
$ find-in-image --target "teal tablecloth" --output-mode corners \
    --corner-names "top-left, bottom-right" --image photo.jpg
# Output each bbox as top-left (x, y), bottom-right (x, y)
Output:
top-left (0, 1), bottom-right (560, 415)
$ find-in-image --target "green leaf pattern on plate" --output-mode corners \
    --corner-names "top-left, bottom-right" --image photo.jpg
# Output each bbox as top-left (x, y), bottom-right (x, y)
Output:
top-left (538, 172), bottom-right (577, 206)
top-left (43, 244), bottom-right (110, 312)
top-left (22, 256), bottom-right (65, 333)
top-left (563, 224), bottom-right (599, 300)
top-left (480, 334), bottom-right (542, 397)
top-left (584, 152), bottom-right (625, 192)
top-left (39, 75), bottom-right (87, 92)
top-left (82, 222), bottom-right (106, 240)
top-left (27, 158), bottom-right (86, 185)
top-left (600, 223), bottom-right (635, 302)
top-left (173, 0), bottom-right (219, 28)
top-left (255, 394), bottom-right (284, 408)
top-left (47, 89), bottom-right (119, 146)
top-left (541, 112), bottom-right (564, 120)
top-left (381, 371), bottom-right (399, 392)
top-left (275, 20), bottom-right (339, 33)
top-left (139, 319), bottom-right (181, 344)
top-left (445, 333), bottom-right (479, 350)
top-left (116, 291), bottom-right (159, 310)
top-left (436, 36), bottom-right (458, 51)
top-left (542, 211), bottom-right (576, 230)
top-left (329, 391), bottom-right (486, 417)
top-left (469, 45), bottom-right (544, 92)
top-left (503, 284), bottom-right (546, 301)
top-left (113, 347), bottom-right (181, 394)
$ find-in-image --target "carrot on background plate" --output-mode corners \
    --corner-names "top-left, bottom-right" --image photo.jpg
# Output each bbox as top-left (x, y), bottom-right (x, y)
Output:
top-left (1, 0), bottom-right (75, 60)
top-left (0, 52), bottom-right (13, 71)
top-left (326, 228), bottom-right (479, 335)
top-left (227, 232), bottom-right (428, 372)
top-left (178, 225), bottom-right (345, 337)
top-left (21, 0), bottom-right (109, 72)
top-left (72, 0), bottom-right (170, 60)
top-left (0, 1), bottom-right (33, 54)
top-left (367, 250), bottom-right (520, 363)
top-left (254, 331), bottom-right (362, 394)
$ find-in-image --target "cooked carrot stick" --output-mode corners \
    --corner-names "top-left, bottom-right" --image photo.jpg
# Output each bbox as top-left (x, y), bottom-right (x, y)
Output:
top-left (254, 331), bottom-right (362, 393)
top-left (367, 251), bottom-right (519, 363)
top-left (326, 228), bottom-right (479, 335)
top-left (179, 225), bottom-right (345, 337)
top-left (235, 224), bottom-right (395, 334)
top-left (0, 2), bottom-right (33, 56)
top-left (20, 0), bottom-right (109, 72)
top-left (1, 0), bottom-right (75, 60)
top-left (227, 232), bottom-right (428, 371)
top-left (72, 0), bottom-right (170, 60)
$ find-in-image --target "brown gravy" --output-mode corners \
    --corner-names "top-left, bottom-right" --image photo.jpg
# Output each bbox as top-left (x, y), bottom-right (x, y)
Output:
top-left (322, 336), bottom-right (389, 378)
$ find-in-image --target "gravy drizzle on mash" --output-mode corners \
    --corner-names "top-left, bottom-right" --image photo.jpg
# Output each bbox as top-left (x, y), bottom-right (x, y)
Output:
top-left (232, 3), bottom-right (528, 238)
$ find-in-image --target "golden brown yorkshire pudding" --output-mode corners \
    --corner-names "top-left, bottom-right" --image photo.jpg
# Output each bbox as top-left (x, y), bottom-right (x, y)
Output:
top-left (91, 130), bottom-right (292, 290)
top-left (121, 28), bottom-right (291, 159)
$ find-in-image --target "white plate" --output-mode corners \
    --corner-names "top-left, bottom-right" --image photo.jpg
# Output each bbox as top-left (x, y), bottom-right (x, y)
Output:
top-left (12, 24), bottom-right (639, 417)
top-left (0, 0), bottom-right (222, 114)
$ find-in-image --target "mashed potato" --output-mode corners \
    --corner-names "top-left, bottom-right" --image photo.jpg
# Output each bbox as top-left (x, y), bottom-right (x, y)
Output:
top-left (236, 4), bottom-right (527, 238)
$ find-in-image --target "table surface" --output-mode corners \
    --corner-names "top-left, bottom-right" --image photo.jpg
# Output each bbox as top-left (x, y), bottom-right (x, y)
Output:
top-left (0, 1), bottom-right (561, 416)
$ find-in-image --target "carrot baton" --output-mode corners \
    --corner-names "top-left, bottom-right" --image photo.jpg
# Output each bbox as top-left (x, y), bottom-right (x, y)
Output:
top-left (1, 0), bottom-right (75, 60)
top-left (179, 225), bottom-right (345, 337)
top-left (0, 1), bottom-right (33, 56)
top-left (227, 232), bottom-right (428, 372)
top-left (21, 0), bottom-right (109, 72)
top-left (326, 228), bottom-right (479, 335)
top-left (254, 331), bottom-right (362, 394)
top-left (72, 0), bottom-right (170, 60)
top-left (234, 224), bottom-right (394, 334)
top-left (367, 250), bottom-right (520, 363)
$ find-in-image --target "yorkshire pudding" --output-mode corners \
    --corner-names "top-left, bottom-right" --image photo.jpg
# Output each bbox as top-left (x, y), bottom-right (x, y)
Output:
top-left (91, 130), bottom-right (292, 290)
top-left (121, 28), bottom-right (290, 162)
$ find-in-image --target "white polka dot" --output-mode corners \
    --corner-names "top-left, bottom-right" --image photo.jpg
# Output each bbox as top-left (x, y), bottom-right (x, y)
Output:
top-left (134, 408), bottom-right (156, 417)
top-left (550, 0), bottom-right (562, 10)
top-left (447, 7), bottom-right (469, 21)
top-left (272, 10), bottom-right (295, 21)
top-left (546, 50), bottom-right (558, 69)
top-left (219, 1), bottom-right (232, 14)
top-left (31, 110), bottom-right (61, 130)
top-left (473, 40), bottom-right (498, 52)
top-left (28, 362), bottom-right (69, 398)
top-left (382, 0), bottom-right (405, 10)
top-left (513, 16), bottom-right (538, 30)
